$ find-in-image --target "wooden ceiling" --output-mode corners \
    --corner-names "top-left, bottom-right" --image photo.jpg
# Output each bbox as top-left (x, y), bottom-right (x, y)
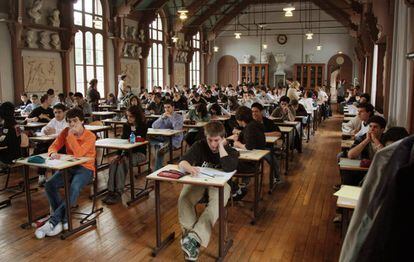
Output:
top-left (114, 0), bottom-right (361, 38)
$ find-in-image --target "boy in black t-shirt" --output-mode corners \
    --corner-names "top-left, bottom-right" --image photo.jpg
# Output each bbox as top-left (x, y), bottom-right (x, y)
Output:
top-left (178, 121), bottom-right (238, 261)
top-left (27, 94), bottom-right (54, 123)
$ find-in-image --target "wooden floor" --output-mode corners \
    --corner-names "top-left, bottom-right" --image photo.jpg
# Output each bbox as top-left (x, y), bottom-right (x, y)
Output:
top-left (0, 114), bottom-right (344, 261)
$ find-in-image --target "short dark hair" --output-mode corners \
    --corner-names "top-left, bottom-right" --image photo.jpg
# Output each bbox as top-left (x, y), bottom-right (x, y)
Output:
top-left (279, 95), bottom-right (290, 104)
top-left (290, 99), bottom-right (299, 106)
top-left (74, 92), bottom-right (84, 98)
top-left (163, 99), bottom-right (174, 106)
top-left (357, 102), bottom-right (374, 115)
top-left (247, 90), bottom-right (255, 96)
top-left (360, 93), bottom-right (371, 102)
top-left (53, 103), bottom-right (66, 111)
top-left (31, 94), bottom-right (38, 99)
top-left (251, 102), bottom-right (264, 111)
top-left (66, 107), bottom-right (84, 121)
top-left (40, 94), bottom-right (49, 103)
top-left (21, 93), bottom-right (28, 97)
top-left (235, 106), bottom-right (253, 123)
top-left (204, 121), bottom-right (226, 138)
top-left (367, 115), bottom-right (387, 129)
top-left (382, 127), bottom-right (409, 144)
top-left (68, 92), bottom-right (74, 96)
top-left (47, 89), bottom-right (54, 95)
top-left (154, 93), bottom-right (162, 99)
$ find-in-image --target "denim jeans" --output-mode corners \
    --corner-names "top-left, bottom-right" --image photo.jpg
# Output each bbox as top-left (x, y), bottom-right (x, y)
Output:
top-left (45, 165), bottom-right (93, 226)
top-left (150, 139), bottom-right (170, 171)
top-left (264, 147), bottom-right (280, 180)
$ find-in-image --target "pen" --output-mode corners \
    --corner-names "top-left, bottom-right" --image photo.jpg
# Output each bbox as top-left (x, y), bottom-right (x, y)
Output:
top-left (200, 172), bottom-right (215, 178)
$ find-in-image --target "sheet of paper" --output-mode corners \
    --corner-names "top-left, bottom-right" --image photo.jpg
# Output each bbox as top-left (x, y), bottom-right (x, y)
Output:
top-left (100, 138), bottom-right (129, 145)
top-left (334, 185), bottom-right (361, 200)
top-left (198, 167), bottom-right (236, 179)
top-left (45, 159), bottom-right (66, 167)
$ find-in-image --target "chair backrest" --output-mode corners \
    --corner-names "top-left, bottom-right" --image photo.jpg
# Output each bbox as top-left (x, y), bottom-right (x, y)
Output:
top-left (20, 132), bottom-right (29, 148)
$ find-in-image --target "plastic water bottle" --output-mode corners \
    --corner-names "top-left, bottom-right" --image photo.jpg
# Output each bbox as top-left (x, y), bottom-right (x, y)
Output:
top-left (129, 131), bottom-right (135, 143)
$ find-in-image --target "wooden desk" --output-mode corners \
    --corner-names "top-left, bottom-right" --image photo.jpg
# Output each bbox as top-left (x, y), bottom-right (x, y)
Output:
top-left (344, 113), bottom-right (356, 117)
top-left (91, 111), bottom-right (116, 120)
top-left (16, 154), bottom-right (99, 239)
top-left (183, 121), bottom-right (208, 129)
top-left (147, 128), bottom-right (183, 163)
top-left (95, 138), bottom-right (150, 205)
top-left (146, 114), bottom-right (162, 119)
top-left (265, 136), bottom-right (280, 144)
top-left (211, 115), bottom-right (231, 121)
top-left (84, 125), bottom-right (111, 138)
top-left (296, 115), bottom-right (311, 142)
top-left (102, 118), bottom-right (127, 137)
top-left (335, 185), bottom-right (361, 238)
top-left (277, 121), bottom-right (302, 153)
top-left (98, 104), bottom-right (116, 111)
top-left (339, 158), bottom-right (369, 172)
top-left (341, 140), bottom-right (354, 150)
top-left (21, 122), bottom-right (47, 130)
top-left (278, 126), bottom-right (294, 175)
top-left (29, 135), bottom-right (57, 143)
top-left (147, 164), bottom-right (233, 261)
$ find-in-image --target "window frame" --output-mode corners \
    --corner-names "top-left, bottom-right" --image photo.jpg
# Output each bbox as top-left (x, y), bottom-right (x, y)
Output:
top-left (189, 31), bottom-right (201, 88)
top-left (146, 13), bottom-right (165, 90)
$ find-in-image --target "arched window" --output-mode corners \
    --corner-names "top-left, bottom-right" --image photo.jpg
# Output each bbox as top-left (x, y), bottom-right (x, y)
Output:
top-left (73, 0), bottom-right (105, 96)
top-left (147, 13), bottom-right (164, 90)
top-left (189, 32), bottom-right (201, 87)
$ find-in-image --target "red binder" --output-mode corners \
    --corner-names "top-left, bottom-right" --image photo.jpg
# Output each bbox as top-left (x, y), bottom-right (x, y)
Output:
top-left (157, 170), bottom-right (185, 179)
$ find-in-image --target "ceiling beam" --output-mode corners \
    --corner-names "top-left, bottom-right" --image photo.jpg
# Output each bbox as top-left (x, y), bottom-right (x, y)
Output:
top-left (312, 0), bottom-right (352, 28)
top-left (183, 0), bottom-right (230, 37)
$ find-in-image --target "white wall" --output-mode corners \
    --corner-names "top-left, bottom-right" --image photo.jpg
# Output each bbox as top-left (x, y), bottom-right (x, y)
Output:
top-left (0, 21), bottom-right (14, 102)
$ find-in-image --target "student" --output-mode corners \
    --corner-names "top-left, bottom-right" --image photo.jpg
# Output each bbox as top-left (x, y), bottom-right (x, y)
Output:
top-left (342, 102), bottom-right (374, 137)
top-left (257, 86), bottom-right (274, 104)
top-left (65, 92), bottom-right (75, 108)
top-left (347, 115), bottom-right (387, 160)
top-left (185, 103), bottom-right (211, 147)
top-left (178, 121), bottom-right (239, 261)
top-left (103, 106), bottom-right (147, 205)
top-left (47, 88), bottom-right (59, 106)
top-left (232, 106), bottom-right (266, 200)
top-left (87, 78), bottom-right (101, 110)
top-left (147, 93), bottom-right (164, 115)
top-left (128, 95), bottom-right (141, 108)
top-left (73, 92), bottom-right (92, 116)
top-left (106, 93), bottom-right (117, 105)
top-left (34, 108), bottom-right (96, 239)
top-left (151, 100), bottom-right (183, 170)
top-left (34, 103), bottom-right (68, 186)
top-left (190, 92), bottom-right (207, 106)
top-left (22, 94), bottom-right (40, 115)
top-left (359, 93), bottom-right (370, 104)
top-left (208, 103), bottom-right (230, 117)
top-left (0, 102), bottom-right (23, 166)
top-left (117, 74), bottom-right (127, 101)
top-left (271, 96), bottom-right (295, 121)
top-left (57, 93), bottom-right (66, 105)
top-left (291, 99), bottom-right (308, 117)
top-left (173, 92), bottom-right (188, 110)
top-left (287, 81), bottom-right (300, 101)
top-left (27, 94), bottom-right (54, 123)
top-left (251, 103), bottom-right (282, 184)
top-left (202, 90), bottom-right (217, 103)
top-left (19, 93), bottom-right (32, 108)
top-left (299, 90), bottom-right (315, 116)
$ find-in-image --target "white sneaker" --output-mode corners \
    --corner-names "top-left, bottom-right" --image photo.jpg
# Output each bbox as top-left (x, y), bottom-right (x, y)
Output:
top-left (63, 222), bottom-right (68, 231)
top-left (35, 221), bottom-right (54, 239)
top-left (46, 222), bottom-right (63, 236)
top-left (38, 175), bottom-right (46, 186)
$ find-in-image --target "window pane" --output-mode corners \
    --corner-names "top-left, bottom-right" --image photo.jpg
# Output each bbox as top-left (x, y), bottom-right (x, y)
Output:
top-left (95, 33), bottom-right (103, 50)
top-left (76, 66), bottom-right (84, 85)
top-left (85, 32), bottom-right (93, 50)
top-left (158, 30), bottom-right (162, 41)
top-left (85, 14), bottom-right (93, 28)
top-left (147, 69), bottom-right (152, 88)
top-left (86, 66), bottom-right (95, 83)
top-left (75, 48), bottom-right (83, 64)
top-left (74, 0), bottom-right (83, 11)
top-left (85, 0), bottom-right (93, 13)
top-left (76, 83), bottom-right (84, 95)
top-left (95, 0), bottom-right (103, 15)
top-left (158, 69), bottom-right (163, 86)
top-left (93, 16), bottom-right (103, 29)
top-left (75, 32), bottom-right (83, 47)
top-left (157, 15), bottom-right (162, 29)
top-left (86, 48), bottom-right (93, 65)
top-left (96, 66), bottom-right (104, 95)
top-left (74, 11), bottom-right (83, 26)
top-left (95, 50), bottom-right (103, 65)
top-left (147, 48), bottom-right (152, 67)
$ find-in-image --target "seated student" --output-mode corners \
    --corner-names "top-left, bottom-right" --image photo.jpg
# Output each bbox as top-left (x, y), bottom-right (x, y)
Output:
top-left (345, 88), bottom-right (357, 105)
top-left (22, 94), bottom-right (40, 115)
top-left (128, 95), bottom-right (141, 108)
top-left (231, 106), bottom-right (266, 200)
top-left (251, 103), bottom-right (282, 184)
top-left (342, 102), bottom-right (374, 137)
top-left (190, 92), bottom-right (207, 106)
top-left (103, 106), bottom-right (147, 205)
top-left (208, 103), bottom-right (230, 117)
top-left (73, 92), bottom-right (92, 116)
top-left (57, 93), bottom-right (66, 106)
top-left (290, 99), bottom-right (308, 117)
top-left (382, 126), bottom-right (409, 147)
top-left (0, 102), bottom-right (23, 167)
top-left (202, 90), bottom-right (217, 103)
top-left (271, 95), bottom-right (295, 121)
top-left (120, 85), bottom-right (134, 106)
top-left (106, 93), bottom-right (117, 106)
top-left (347, 115), bottom-right (387, 160)
top-left (151, 100), bottom-right (183, 170)
top-left (65, 92), bottom-right (75, 108)
top-left (147, 93), bottom-right (164, 115)
top-left (358, 93), bottom-right (370, 104)
top-left (35, 103), bottom-right (68, 186)
top-left (27, 94), bottom-right (54, 123)
top-left (178, 121), bottom-right (239, 260)
top-left (257, 86), bottom-right (274, 104)
top-left (19, 93), bottom-right (32, 109)
top-left (172, 92), bottom-right (188, 110)
top-left (185, 103), bottom-right (211, 147)
top-left (35, 108), bottom-right (96, 239)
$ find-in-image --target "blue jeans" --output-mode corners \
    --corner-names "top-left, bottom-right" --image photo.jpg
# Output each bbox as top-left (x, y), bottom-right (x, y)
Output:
top-left (150, 139), bottom-right (170, 171)
top-left (264, 147), bottom-right (280, 180)
top-left (45, 165), bottom-right (93, 226)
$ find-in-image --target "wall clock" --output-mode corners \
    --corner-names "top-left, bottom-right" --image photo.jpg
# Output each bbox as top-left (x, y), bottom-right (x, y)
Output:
top-left (336, 56), bottom-right (345, 65)
top-left (277, 34), bottom-right (287, 45)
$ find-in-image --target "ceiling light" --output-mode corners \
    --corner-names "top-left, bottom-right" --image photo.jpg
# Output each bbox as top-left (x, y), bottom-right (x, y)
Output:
top-left (283, 5), bottom-right (295, 17)
top-left (178, 10), bottom-right (188, 20)
top-left (234, 32), bottom-right (241, 39)
top-left (305, 31), bottom-right (313, 40)
top-left (316, 45), bottom-right (322, 51)
top-left (213, 46), bottom-right (219, 52)
top-left (263, 43), bottom-right (268, 49)
top-left (172, 35), bottom-right (178, 43)
top-left (338, 51), bottom-right (343, 54)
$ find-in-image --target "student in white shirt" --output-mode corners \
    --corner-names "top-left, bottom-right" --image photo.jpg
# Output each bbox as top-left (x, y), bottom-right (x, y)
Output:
top-left (34, 103), bottom-right (68, 186)
top-left (117, 74), bottom-right (127, 101)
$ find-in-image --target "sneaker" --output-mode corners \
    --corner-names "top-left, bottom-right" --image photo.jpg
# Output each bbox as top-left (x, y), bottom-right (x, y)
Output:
top-left (333, 214), bottom-right (342, 223)
top-left (181, 235), bottom-right (200, 261)
top-left (46, 222), bottom-right (63, 236)
top-left (104, 192), bottom-right (121, 205)
top-left (63, 222), bottom-right (68, 231)
top-left (31, 215), bottom-right (50, 228)
top-left (232, 186), bottom-right (248, 201)
top-left (38, 175), bottom-right (46, 187)
top-left (34, 221), bottom-right (54, 239)
top-left (121, 192), bottom-right (129, 207)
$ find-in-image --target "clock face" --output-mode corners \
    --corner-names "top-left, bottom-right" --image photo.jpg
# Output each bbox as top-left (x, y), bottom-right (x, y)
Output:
top-left (277, 34), bottom-right (287, 45)
top-left (336, 56), bottom-right (345, 65)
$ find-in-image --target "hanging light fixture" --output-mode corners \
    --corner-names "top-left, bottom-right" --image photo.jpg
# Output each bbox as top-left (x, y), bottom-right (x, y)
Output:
top-left (234, 15), bottom-right (241, 39)
top-left (305, 3), bottom-right (313, 40)
top-left (213, 46), bottom-right (219, 52)
top-left (283, 4), bottom-right (295, 17)
top-left (306, 31), bottom-right (313, 40)
top-left (234, 32), bottom-right (241, 39)
top-left (172, 35), bottom-right (179, 43)
top-left (263, 43), bottom-right (268, 49)
top-left (178, 9), bottom-right (188, 20)
top-left (316, 9), bottom-right (322, 50)
top-left (316, 45), bottom-right (322, 51)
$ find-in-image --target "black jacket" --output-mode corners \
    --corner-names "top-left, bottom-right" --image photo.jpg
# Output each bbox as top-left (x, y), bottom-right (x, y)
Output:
top-left (120, 121), bottom-right (148, 155)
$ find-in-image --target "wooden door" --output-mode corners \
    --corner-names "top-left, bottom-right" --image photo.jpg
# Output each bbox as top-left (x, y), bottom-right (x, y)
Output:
top-left (217, 55), bottom-right (238, 87)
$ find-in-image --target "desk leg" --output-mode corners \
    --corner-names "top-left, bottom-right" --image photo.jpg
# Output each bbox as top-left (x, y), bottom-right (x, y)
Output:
top-left (307, 116), bottom-right (311, 142)
top-left (20, 165), bottom-right (33, 229)
top-left (298, 123), bottom-right (303, 153)
top-left (127, 148), bottom-right (152, 206)
top-left (169, 136), bottom-right (173, 163)
top-left (152, 181), bottom-right (175, 257)
top-left (285, 132), bottom-right (289, 175)
top-left (269, 147), bottom-right (276, 194)
top-left (218, 186), bottom-right (232, 261)
top-left (63, 169), bottom-right (73, 232)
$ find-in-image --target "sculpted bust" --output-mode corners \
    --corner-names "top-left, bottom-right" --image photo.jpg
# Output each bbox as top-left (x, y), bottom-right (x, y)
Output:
top-left (50, 33), bottom-right (61, 49)
top-left (49, 9), bottom-right (60, 27)
top-left (39, 31), bottom-right (50, 49)
top-left (27, 0), bottom-right (43, 24)
top-left (26, 30), bottom-right (38, 48)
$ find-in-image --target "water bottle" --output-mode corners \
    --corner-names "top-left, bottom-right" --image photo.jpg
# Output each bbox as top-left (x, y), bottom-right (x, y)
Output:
top-left (129, 131), bottom-right (135, 143)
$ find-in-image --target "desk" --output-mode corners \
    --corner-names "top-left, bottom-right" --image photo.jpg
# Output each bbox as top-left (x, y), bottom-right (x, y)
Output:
top-left (0, 146), bottom-right (7, 151)
top-left (29, 135), bottom-right (57, 143)
top-left (98, 104), bottom-right (116, 111)
top-left (276, 121), bottom-right (302, 153)
top-left (147, 128), bottom-right (183, 163)
top-left (183, 121), bottom-right (208, 129)
top-left (146, 114), bottom-right (162, 119)
top-left (147, 164), bottom-right (233, 261)
top-left (341, 140), bottom-right (354, 150)
top-left (102, 118), bottom-right (127, 137)
top-left (16, 154), bottom-right (97, 239)
top-left (335, 185), bottom-right (361, 238)
top-left (278, 126), bottom-right (294, 175)
top-left (344, 113), bottom-right (356, 117)
top-left (84, 125), bottom-right (111, 138)
top-left (339, 158), bottom-right (369, 172)
top-left (211, 115), bottom-right (231, 121)
top-left (342, 132), bottom-right (354, 140)
top-left (91, 111), bottom-right (116, 120)
top-left (265, 136), bottom-right (281, 194)
top-left (237, 149), bottom-right (269, 224)
top-left (95, 138), bottom-right (150, 205)
top-left (21, 122), bottom-right (47, 130)
top-left (295, 115), bottom-right (310, 142)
